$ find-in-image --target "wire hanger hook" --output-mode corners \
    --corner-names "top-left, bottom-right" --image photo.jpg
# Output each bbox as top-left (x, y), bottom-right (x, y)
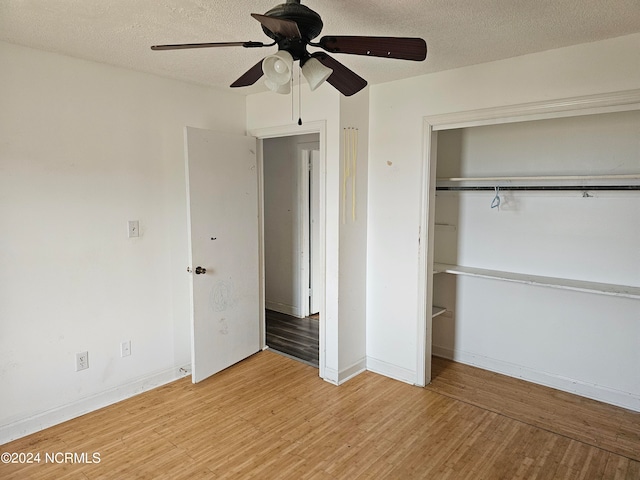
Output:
top-left (491, 186), bottom-right (501, 210)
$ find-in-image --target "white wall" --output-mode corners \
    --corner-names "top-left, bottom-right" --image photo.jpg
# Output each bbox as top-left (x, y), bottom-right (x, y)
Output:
top-left (366, 33), bottom-right (640, 392)
top-left (0, 41), bottom-right (246, 442)
top-left (338, 93), bottom-right (369, 380)
top-left (263, 133), bottom-right (318, 316)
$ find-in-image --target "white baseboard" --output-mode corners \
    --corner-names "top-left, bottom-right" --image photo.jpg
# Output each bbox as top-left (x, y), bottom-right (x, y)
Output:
top-left (265, 301), bottom-right (302, 318)
top-left (322, 359), bottom-right (367, 385)
top-left (337, 358), bottom-right (367, 385)
top-left (432, 346), bottom-right (640, 412)
top-left (0, 364), bottom-right (191, 445)
top-left (323, 366), bottom-right (339, 385)
top-left (366, 356), bottom-right (416, 385)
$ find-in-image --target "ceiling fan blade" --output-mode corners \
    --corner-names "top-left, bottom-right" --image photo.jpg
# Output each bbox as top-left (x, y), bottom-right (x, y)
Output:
top-left (230, 60), bottom-right (264, 88)
top-left (251, 13), bottom-right (301, 38)
top-left (317, 36), bottom-right (427, 61)
top-left (311, 53), bottom-right (367, 97)
top-left (151, 41), bottom-right (268, 51)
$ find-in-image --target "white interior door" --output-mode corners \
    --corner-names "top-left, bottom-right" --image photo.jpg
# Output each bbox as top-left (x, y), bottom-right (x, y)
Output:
top-left (185, 127), bottom-right (260, 383)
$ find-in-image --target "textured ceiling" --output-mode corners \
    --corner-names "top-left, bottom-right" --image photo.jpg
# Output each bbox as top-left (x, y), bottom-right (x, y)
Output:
top-left (1, 0), bottom-right (640, 95)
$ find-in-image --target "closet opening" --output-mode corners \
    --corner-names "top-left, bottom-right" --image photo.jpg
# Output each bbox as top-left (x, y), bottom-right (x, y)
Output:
top-left (419, 95), bottom-right (640, 412)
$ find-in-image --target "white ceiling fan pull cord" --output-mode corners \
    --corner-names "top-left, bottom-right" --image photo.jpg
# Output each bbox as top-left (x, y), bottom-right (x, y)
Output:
top-left (342, 128), bottom-right (348, 224)
top-left (352, 128), bottom-right (358, 221)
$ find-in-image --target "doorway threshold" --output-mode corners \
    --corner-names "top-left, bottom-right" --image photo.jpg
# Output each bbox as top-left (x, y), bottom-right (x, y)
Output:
top-left (264, 347), bottom-right (319, 369)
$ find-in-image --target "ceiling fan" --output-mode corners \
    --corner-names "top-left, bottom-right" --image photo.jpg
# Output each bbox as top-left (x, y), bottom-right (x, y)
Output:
top-left (151, 0), bottom-right (427, 96)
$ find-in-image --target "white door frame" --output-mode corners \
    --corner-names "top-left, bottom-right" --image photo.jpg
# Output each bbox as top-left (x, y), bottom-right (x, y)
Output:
top-left (297, 143), bottom-right (320, 318)
top-left (251, 121), bottom-right (327, 379)
top-left (309, 149), bottom-right (322, 315)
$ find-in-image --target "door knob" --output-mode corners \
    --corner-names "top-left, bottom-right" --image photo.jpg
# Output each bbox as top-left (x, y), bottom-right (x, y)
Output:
top-left (187, 266), bottom-right (207, 274)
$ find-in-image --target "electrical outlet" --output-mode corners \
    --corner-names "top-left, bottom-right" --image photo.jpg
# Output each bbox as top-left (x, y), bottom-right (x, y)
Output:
top-left (76, 351), bottom-right (89, 371)
top-left (121, 340), bottom-right (131, 357)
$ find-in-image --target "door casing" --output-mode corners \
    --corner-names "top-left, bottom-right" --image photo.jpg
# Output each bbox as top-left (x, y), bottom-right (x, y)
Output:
top-left (251, 121), bottom-right (327, 379)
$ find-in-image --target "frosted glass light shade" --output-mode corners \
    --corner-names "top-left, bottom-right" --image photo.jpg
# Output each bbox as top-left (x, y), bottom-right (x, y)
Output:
top-left (302, 58), bottom-right (333, 91)
top-left (262, 51), bottom-right (294, 86)
top-left (265, 78), bottom-right (291, 94)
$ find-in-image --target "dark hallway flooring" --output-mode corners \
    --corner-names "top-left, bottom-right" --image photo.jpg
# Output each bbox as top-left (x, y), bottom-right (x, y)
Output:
top-left (265, 309), bottom-right (319, 367)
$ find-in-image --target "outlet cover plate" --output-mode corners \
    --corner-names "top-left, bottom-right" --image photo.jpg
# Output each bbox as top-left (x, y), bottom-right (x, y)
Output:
top-left (76, 351), bottom-right (89, 371)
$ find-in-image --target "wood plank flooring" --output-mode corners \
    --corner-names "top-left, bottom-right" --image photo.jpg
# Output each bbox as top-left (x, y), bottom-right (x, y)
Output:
top-left (1, 351), bottom-right (638, 479)
top-left (265, 309), bottom-right (319, 367)
top-left (426, 356), bottom-right (640, 463)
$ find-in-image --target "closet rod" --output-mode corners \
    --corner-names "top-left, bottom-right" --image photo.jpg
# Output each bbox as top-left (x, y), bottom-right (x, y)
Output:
top-left (436, 185), bottom-right (640, 191)
top-left (438, 175), bottom-right (640, 182)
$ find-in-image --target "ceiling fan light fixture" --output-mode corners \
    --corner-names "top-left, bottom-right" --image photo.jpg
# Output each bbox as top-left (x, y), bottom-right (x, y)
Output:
top-left (151, 1), bottom-right (427, 97)
top-left (262, 50), bottom-right (294, 86)
top-left (265, 78), bottom-right (291, 94)
top-left (301, 57), bottom-right (333, 91)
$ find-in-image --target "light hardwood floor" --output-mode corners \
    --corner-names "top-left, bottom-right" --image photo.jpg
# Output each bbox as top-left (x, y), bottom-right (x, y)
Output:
top-left (1, 351), bottom-right (638, 479)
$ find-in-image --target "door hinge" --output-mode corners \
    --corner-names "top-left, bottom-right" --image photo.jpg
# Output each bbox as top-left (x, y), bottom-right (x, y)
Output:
top-left (308, 160), bottom-right (312, 171)
top-left (308, 288), bottom-right (313, 297)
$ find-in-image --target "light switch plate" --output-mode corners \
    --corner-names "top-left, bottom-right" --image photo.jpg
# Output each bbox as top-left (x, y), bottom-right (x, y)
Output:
top-left (128, 220), bottom-right (139, 238)
top-left (121, 340), bottom-right (131, 357)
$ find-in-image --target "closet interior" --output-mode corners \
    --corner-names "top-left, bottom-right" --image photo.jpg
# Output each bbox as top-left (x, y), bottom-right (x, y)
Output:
top-left (428, 106), bottom-right (640, 410)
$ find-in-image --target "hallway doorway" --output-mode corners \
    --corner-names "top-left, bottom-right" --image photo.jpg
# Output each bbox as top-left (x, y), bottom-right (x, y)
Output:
top-left (262, 134), bottom-right (320, 366)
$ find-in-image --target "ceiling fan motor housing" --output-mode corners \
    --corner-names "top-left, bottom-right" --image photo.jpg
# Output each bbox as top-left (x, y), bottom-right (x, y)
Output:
top-left (263, 0), bottom-right (323, 42)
